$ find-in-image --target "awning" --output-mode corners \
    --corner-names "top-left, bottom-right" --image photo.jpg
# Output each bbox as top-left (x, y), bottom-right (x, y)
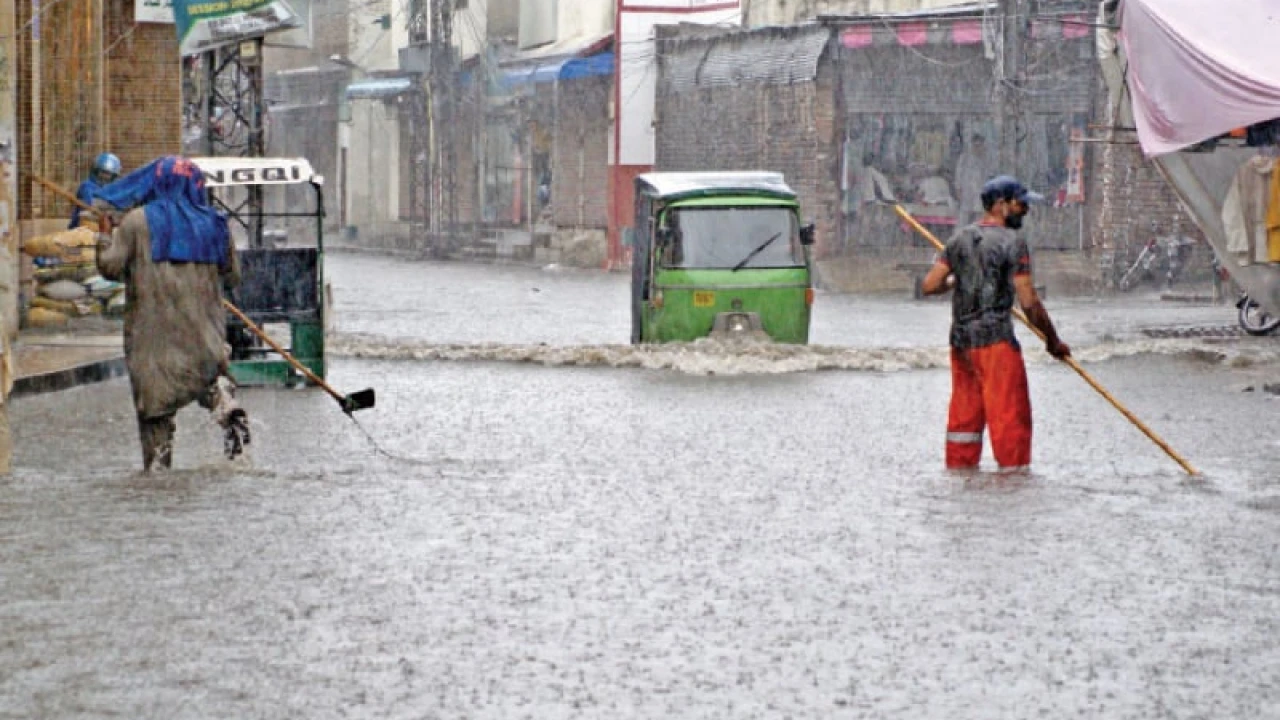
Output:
top-left (499, 51), bottom-right (614, 90)
top-left (665, 27), bottom-right (829, 92)
top-left (501, 32), bottom-right (612, 66)
top-left (345, 77), bottom-right (414, 100)
top-left (1120, 0), bottom-right (1280, 156)
top-left (636, 171), bottom-right (796, 201)
top-left (560, 52), bottom-right (614, 82)
top-left (500, 59), bottom-right (570, 89)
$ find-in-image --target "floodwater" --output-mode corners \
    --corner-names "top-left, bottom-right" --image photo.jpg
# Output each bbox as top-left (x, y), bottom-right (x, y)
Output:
top-left (3, 253), bottom-right (1279, 718)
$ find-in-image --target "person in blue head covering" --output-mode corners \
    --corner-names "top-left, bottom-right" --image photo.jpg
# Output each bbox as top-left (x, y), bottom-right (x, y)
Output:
top-left (94, 156), bottom-right (249, 471)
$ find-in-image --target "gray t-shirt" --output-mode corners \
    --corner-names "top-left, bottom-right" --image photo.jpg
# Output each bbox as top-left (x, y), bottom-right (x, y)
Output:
top-left (941, 223), bottom-right (1031, 349)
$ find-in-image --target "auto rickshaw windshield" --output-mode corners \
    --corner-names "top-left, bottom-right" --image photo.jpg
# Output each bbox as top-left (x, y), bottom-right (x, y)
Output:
top-left (661, 206), bottom-right (802, 270)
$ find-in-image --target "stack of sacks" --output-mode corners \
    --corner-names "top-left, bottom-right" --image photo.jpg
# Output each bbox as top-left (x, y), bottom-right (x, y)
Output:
top-left (21, 226), bottom-right (125, 327)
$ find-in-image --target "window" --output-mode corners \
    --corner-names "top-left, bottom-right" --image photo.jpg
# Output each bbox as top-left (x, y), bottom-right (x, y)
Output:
top-left (661, 207), bottom-right (803, 270)
top-left (518, 0), bottom-right (557, 50)
top-left (408, 0), bottom-right (428, 45)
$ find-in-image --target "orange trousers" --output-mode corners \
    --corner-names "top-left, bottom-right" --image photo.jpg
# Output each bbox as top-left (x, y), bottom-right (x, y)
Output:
top-left (946, 341), bottom-right (1032, 469)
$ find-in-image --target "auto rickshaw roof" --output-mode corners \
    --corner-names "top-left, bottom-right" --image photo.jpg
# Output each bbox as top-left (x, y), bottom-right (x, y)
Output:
top-left (636, 171), bottom-right (796, 201)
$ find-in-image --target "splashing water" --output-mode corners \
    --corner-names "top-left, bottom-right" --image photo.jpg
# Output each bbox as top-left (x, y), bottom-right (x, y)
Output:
top-left (328, 332), bottom-right (1280, 376)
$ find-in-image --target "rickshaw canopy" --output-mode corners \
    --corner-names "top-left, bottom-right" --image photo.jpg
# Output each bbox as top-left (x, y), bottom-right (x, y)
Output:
top-left (636, 171), bottom-right (797, 202)
top-left (1118, 0), bottom-right (1280, 156)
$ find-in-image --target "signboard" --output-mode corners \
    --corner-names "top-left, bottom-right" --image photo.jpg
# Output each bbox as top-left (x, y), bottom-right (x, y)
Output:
top-left (136, 0), bottom-right (175, 24)
top-left (172, 0), bottom-right (302, 56)
top-left (191, 157), bottom-right (319, 187)
top-left (1065, 114), bottom-right (1086, 204)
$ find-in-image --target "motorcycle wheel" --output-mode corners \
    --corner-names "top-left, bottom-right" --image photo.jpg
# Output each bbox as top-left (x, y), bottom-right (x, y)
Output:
top-left (1238, 298), bottom-right (1280, 336)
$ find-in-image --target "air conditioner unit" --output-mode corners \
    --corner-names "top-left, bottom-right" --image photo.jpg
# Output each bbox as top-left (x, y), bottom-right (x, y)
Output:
top-left (399, 45), bottom-right (431, 74)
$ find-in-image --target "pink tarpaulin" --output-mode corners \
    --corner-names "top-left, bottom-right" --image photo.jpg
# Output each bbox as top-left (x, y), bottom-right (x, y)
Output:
top-left (896, 21), bottom-right (928, 47)
top-left (1120, 0), bottom-right (1280, 156)
top-left (1061, 14), bottom-right (1090, 39)
top-left (840, 26), bottom-right (872, 49)
top-left (951, 20), bottom-right (982, 45)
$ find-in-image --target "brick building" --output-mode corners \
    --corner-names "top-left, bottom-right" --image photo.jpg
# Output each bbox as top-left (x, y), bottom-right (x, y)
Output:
top-left (17, 0), bottom-right (181, 221)
top-left (464, 46), bottom-right (614, 264)
top-left (104, 4), bottom-right (182, 176)
top-left (835, 13), bottom-right (1098, 261)
top-left (10, 0), bottom-right (182, 325)
top-left (1088, 120), bottom-right (1208, 281)
top-left (653, 3), bottom-right (1207, 293)
top-left (656, 24), bottom-right (838, 257)
top-left (656, 12), bottom-right (1099, 264)
top-left (549, 72), bottom-right (610, 231)
top-left (1, 0), bottom-right (16, 335)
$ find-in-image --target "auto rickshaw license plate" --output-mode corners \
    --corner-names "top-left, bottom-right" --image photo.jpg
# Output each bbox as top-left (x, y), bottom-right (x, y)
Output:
top-left (693, 291), bottom-right (716, 307)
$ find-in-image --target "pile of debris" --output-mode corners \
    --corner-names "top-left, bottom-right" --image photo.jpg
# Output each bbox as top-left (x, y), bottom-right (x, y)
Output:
top-left (21, 227), bottom-right (124, 328)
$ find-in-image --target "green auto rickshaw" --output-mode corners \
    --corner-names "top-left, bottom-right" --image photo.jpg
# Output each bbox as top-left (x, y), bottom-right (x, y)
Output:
top-left (628, 171), bottom-right (816, 344)
top-left (193, 156), bottom-right (329, 388)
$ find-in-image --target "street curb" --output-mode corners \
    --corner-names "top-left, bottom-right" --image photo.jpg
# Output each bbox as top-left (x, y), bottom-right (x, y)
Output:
top-left (326, 243), bottom-right (626, 273)
top-left (11, 356), bottom-right (128, 398)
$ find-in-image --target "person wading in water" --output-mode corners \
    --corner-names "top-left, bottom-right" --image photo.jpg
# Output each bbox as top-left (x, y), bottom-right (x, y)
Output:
top-left (95, 156), bottom-right (250, 471)
top-left (920, 175), bottom-right (1071, 470)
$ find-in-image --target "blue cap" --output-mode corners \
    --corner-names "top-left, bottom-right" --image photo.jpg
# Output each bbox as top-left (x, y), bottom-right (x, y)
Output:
top-left (981, 175), bottom-right (1045, 206)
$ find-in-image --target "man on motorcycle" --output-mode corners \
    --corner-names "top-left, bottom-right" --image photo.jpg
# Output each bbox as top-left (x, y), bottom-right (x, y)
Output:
top-left (69, 152), bottom-right (122, 229)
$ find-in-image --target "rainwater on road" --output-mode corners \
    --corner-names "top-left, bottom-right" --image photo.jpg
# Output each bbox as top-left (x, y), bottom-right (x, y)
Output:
top-left (3, 253), bottom-right (1279, 719)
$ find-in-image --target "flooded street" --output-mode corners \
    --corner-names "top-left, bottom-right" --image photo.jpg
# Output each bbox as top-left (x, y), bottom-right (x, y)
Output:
top-left (4, 253), bottom-right (1280, 718)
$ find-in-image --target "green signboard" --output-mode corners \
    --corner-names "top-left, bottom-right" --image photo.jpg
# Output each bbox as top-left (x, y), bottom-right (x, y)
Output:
top-left (172, 0), bottom-right (302, 56)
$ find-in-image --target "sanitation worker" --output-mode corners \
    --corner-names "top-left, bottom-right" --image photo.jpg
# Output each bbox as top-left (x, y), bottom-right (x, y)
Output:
top-left (919, 175), bottom-right (1071, 470)
top-left (94, 156), bottom-right (250, 471)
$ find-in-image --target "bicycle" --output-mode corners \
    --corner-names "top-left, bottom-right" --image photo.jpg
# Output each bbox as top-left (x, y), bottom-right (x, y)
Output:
top-left (1237, 293), bottom-right (1280, 336)
top-left (1115, 221), bottom-right (1197, 292)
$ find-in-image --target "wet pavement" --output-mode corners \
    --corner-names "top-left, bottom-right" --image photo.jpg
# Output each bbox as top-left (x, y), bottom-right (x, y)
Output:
top-left (3, 254), bottom-right (1279, 718)
top-left (12, 333), bottom-right (125, 397)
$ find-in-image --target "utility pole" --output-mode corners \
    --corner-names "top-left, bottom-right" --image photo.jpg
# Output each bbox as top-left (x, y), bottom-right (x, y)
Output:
top-left (199, 39), bottom-right (267, 248)
top-left (428, 0), bottom-right (457, 254)
top-left (408, 2), bottom-right (428, 249)
top-left (995, 0), bottom-right (1024, 175)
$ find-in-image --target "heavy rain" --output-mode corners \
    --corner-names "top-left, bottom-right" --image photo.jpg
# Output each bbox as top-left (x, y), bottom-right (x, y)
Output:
top-left (3, 0), bottom-right (1279, 718)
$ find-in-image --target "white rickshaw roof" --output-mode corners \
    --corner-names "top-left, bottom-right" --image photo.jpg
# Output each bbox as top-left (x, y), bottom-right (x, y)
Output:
top-left (190, 158), bottom-right (322, 187)
top-left (636, 172), bottom-right (797, 201)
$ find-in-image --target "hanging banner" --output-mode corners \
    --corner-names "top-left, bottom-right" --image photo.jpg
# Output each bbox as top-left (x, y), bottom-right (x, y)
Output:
top-left (1065, 113), bottom-right (1087, 204)
top-left (172, 0), bottom-right (301, 56)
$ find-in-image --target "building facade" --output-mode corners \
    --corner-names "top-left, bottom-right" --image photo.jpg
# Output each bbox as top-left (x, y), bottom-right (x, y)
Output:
top-left (743, 0), bottom-right (976, 27)
top-left (655, 24), bottom-right (839, 256)
top-left (657, 9), bottom-right (1096, 251)
top-left (14, 0), bottom-right (183, 326)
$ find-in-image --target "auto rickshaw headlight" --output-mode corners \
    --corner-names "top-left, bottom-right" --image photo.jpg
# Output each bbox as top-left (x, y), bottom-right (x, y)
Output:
top-left (728, 313), bottom-right (749, 333)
